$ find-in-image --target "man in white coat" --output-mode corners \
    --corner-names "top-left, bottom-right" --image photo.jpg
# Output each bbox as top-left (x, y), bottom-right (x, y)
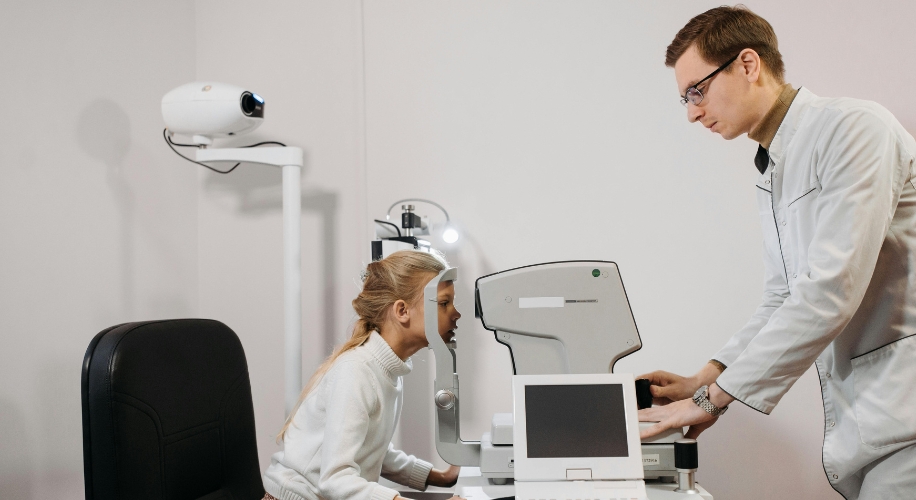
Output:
top-left (637, 6), bottom-right (916, 499)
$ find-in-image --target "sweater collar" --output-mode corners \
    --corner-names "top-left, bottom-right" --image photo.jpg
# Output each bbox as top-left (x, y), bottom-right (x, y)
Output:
top-left (748, 83), bottom-right (799, 151)
top-left (365, 331), bottom-right (413, 379)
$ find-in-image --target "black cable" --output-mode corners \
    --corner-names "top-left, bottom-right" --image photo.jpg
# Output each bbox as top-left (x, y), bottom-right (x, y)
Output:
top-left (164, 135), bottom-right (199, 147)
top-left (374, 219), bottom-right (401, 237)
top-left (162, 129), bottom-right (287, 174)
top-left (242, 140), bottom-right (287, 147)
top-left (163, 129), bottom-right (240, 174)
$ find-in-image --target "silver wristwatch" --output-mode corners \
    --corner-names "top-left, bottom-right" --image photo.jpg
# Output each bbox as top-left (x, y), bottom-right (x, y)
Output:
top-left (693, 385), bottom-right (728, 417)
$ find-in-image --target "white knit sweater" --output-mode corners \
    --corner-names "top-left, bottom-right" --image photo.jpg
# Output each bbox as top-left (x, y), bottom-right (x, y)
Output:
top-left (263, 332), bottom-right (433, 500)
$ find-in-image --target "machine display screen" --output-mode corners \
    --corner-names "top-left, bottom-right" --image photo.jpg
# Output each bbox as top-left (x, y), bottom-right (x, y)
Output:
top-left (524, 383), bottom-right (629, 458)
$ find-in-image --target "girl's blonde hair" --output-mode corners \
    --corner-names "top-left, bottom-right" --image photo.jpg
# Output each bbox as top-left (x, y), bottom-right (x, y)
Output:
top-left (277, 249), bottom-right (448, 442)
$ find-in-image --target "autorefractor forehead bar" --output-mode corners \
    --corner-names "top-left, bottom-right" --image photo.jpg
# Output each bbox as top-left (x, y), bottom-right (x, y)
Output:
top-left (423, 266), bottom-right (483, 466)
top-left (425, 267), bottom-right (458, 386)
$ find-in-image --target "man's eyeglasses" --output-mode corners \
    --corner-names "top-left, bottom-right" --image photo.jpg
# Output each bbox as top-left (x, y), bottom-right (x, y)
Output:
top-left (680, 53), bottom-right (741, 107)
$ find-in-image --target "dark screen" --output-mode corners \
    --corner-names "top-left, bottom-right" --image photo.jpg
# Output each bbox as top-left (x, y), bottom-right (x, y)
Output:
top-left (524, 384), bottom-right (628, 458)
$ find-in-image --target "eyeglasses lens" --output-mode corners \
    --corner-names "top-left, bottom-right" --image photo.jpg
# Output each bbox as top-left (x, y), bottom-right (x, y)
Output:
top-left (685, 87), bottom-right (703, 106)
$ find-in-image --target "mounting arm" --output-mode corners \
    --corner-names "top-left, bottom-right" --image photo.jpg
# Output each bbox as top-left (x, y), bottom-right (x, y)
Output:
top-left (423, 267), bottom-right (481, 466)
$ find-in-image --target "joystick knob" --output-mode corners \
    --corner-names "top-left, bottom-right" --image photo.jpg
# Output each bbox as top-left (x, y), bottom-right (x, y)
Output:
top-left (674, 439), bottom-right (699, 494)
top-left (635, 379), bottom-right (653, 410)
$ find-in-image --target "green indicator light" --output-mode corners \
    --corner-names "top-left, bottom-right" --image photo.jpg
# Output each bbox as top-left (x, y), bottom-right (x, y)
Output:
top-left (592, 269), bottom-right (600, 277)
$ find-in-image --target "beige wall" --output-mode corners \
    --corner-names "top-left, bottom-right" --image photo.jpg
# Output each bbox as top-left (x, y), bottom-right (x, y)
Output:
top-left (0, 1), bottom-right (198, 497)
top-left (2, 1), bottom-right (914, 499)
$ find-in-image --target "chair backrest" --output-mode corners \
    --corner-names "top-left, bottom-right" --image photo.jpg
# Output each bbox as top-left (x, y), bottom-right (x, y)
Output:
top-left (81, 319), bottom-right (264, 500)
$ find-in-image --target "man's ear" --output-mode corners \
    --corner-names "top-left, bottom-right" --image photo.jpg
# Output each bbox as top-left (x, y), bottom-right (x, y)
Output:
top-left (738, 48), bottom-right (762, 84)
top-left (391, 299), bottom-right (411, 326)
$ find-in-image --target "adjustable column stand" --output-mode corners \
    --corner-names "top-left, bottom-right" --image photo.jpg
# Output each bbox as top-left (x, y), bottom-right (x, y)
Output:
top-left (196, 146), bottom-right (304, 415)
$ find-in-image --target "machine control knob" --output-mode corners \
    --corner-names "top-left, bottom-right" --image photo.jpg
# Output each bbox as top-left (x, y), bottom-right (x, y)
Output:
top-left (635, 379), bottom-right (653, 410)
top-left (435, 389), bottom-right (456, 410)
top-left (674, 439), bottom-right (699, 470)
top-left (674, 439), bottom-right (699, 494)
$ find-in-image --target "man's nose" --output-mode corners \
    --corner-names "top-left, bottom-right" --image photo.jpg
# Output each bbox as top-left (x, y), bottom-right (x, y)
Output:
top-left (687, 102), bottom-right (703, 123)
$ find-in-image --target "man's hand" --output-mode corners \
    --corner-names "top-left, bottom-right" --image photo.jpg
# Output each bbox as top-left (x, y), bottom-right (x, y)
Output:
top-left (638, 397), bottom-right (718, 440)
top-left (638, 362), bottom-right (723, 405)
top-left (426, 465), bottom-right (461, 488)
top-left (637, 370), bottom-right (700, 404)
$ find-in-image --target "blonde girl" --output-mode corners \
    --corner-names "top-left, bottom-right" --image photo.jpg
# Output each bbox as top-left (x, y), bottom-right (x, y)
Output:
top-left (262, 250), bottom-right (463, 500)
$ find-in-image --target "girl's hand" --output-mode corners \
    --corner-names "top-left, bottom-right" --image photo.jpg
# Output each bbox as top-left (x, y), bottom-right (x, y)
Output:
top-left (426, 465), bottom-right (461, 487)
top-left (397, 497), bottom-right (464, 500)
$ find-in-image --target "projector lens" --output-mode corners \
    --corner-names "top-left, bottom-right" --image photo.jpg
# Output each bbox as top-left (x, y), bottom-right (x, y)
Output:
top-left (239, 91), bottom-right (265, 118)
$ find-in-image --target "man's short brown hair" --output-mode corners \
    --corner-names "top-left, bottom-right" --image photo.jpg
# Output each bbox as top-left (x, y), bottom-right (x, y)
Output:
top-left (666, 5), bottom-right (785, 82)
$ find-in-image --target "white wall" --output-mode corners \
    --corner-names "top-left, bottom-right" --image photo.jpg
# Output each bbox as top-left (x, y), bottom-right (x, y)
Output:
top-left (193, 0), bottom-right (370, 471)
top-left (193, 1), bottom-right (916, 498)
top-left (358, 1), bottom-right (915, 499)
top-left (2, 1), bottom-right (914, 499)
top-left (0, 1), bottom-right (197, 497)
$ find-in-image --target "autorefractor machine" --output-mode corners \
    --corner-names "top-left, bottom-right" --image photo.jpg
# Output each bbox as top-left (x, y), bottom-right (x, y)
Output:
top-left (422, 261), bottom-right (713, 500)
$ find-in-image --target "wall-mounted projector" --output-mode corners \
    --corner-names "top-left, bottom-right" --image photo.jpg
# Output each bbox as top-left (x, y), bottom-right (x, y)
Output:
top-left (161, 82), bottom-right (265, 145)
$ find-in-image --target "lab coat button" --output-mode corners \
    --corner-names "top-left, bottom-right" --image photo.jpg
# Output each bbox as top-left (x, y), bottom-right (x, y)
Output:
top-left (765, 180), bottom-right (771, 184)
top-left (828, 420), bottom-right (835, 427)
top-left (782, 221), bottom-right (787, 226)
top-left (793, 274), bottom-right (798, 279)
top-left (825, 372), bottom-right (831, 378)
top-left (833, 474), bottom-right (839, 480)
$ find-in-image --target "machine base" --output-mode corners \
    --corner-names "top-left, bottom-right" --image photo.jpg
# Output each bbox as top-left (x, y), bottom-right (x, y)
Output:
top-left (454, 467), bottom-right (712, 500)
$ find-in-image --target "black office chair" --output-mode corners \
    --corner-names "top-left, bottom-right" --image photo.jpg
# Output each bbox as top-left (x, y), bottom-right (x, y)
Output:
top-left (81, 319), bottom-right (265, 500)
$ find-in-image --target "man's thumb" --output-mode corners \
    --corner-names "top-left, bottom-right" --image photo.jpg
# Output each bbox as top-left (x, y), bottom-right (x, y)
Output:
top-left (650, 384), bottom-right (670, 399)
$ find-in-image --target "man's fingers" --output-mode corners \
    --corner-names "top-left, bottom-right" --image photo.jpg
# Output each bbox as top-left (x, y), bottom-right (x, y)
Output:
top-left (685, 418), bottom-right (717, 439)
top-left (638, 370), bottom-right (675, 386)
top-left (640, 420), bottom-right (669, 440)
top-left (636, 371), bottom-right (657, 381)
top-left (638, 406), bottom-right (667, 422)
top-left (650, 384), bottom-right (671, 398)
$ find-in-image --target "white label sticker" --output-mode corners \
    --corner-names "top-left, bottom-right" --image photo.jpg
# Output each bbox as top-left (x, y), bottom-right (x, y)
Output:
top-left (642, 454), bottom-right (660, 466)
top-left (518, 297), bottom-right (565, 308)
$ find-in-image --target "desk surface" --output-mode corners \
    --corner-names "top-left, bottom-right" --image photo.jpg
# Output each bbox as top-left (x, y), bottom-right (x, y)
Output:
top-left (452, 468), bottom-right (713, 500)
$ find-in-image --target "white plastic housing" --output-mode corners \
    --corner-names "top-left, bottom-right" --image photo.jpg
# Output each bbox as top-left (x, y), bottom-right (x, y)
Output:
top-left (512, 373), bottom-right (644, 482)
top-left (162, 82), bottom-right (263, 144)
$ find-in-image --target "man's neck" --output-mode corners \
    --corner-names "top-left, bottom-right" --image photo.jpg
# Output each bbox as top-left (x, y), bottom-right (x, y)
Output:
top-left (747, 81), bottom-right (784, 139)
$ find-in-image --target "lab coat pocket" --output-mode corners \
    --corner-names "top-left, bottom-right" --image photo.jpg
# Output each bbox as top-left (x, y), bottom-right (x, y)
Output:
top-left (851, 334), bottom-right (916, 448)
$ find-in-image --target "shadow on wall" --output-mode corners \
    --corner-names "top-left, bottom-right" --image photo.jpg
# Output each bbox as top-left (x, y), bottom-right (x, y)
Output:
top-left (202, 158), bottom-right (340, 357)
top-left (76, 99), bottom-right (134, 318)
top-left (0, 397), bottom-right (34, 498)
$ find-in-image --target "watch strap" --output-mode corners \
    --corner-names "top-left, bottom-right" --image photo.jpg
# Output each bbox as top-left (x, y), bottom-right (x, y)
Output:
top-left (693, 385), bottom-right (728, 417)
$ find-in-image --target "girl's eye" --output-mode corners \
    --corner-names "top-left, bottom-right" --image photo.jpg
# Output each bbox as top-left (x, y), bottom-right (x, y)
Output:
top-left (439, 301), bottom-right (449, 308)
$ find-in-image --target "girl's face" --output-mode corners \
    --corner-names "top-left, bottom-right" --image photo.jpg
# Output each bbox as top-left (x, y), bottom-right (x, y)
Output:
top-left (396, 279), bottom-right (461, 351)
top-left (435, 281), bottom-right (461, 343)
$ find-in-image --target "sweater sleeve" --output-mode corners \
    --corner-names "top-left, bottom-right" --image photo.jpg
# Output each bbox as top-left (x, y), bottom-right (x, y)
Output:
top-left (318, 361), bottom-right (400, 500)
top-left (380, 442), bottom-right (433, 491)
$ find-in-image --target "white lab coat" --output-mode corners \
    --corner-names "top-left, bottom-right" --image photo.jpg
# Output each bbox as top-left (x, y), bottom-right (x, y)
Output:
top-left (712, 88), bottom-right (916, 499)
